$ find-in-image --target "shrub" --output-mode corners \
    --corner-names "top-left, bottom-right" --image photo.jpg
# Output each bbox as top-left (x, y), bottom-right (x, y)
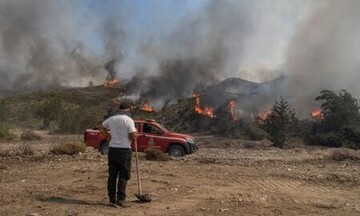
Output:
top-left (144, 148), bottom-right (169, 161)
top-left (0, 149), bottom-right (12, 157)
top-left (341, 125), bottom-right (360, 149)
top-left (0, 123), bottom-right (14, 141)
top-left (21, 129), bottom-right (42, 141)
top-left (50, 142), bottom-right (86, 155)
top-left (17, 143), bottom-right (34, 156)
top-left (211, 113), bottom-right (247, 138)
top-left (245, 124), bottom-right (267, 141)
top-left (34, 97), bottom-right (64, 128)
top-left (0, 100), bottom-right (8, 122)
top-left (293, 119), bottom-right (313, 142)
top-left (57, 107), bottom-right (95, 134)
top-left (312, 132), bottom-right (342, 147)
top-left (329, 148), bottom-right (360, 161)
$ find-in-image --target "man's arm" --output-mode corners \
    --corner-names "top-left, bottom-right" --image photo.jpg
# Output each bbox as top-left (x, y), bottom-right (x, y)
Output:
top-left (129, 131), bottom-right (137, 142)
top-left (100, 125), bottom-right (110, 137)
top-left (127, 118), bottom-right (138, 142)
top-left (100, 119), bottom-right (110, 137)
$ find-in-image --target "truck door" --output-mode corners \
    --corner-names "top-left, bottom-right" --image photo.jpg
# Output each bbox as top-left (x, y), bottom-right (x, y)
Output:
top-left (131, 122), bottom-right (141, 150)
top-left (85, 129), bottom-right (103, 148)
top-left (137, 123), bottom-right (164, 151)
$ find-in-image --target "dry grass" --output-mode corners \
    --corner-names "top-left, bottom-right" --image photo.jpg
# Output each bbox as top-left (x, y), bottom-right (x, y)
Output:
top-left (0, 143), bottom-right (34, 157)
top-left (17, 143), bottom-right (34, 156)
top-left (0, 149), bottom-right (12, 157)
top-left (0, 123), bottom-right (15, 141)
top-left (21, 129), bottom-right (42, 141)
top-left (50, 141), bottom-right (86, 155)
top-left (329, 148), bottom-right (360, 161)
top-left (144, 148), bottom-right (169, 161)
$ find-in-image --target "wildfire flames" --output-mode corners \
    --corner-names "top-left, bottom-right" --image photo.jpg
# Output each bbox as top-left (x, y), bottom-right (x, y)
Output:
top-left (104, 78), bottom-right (119, 88)
top-left (141, 103), bottom-right (154, 112)
top-left (257, 110), bottom-right (272, 121)
top-left (192, 93), bottom-right (216, 118)
top-left (229, 100), bottom-right (238, 121)
top-left (311, 107), bottom-right (323, 119)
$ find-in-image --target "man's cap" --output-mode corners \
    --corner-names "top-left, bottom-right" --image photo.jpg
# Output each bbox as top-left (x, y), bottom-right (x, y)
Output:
top-left (118, 99), bottom-right (133, 110)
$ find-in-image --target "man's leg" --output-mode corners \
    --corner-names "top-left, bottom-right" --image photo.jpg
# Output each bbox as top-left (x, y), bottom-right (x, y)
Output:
top-left (117, 178), bottom-right (128, 201)
top-left (116, 150), bottom-right (132, 203)
top-left (107, 148), bottom-right (119, 204)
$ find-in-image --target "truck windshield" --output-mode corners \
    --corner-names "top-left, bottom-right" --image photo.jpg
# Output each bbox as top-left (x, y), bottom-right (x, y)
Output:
top-left (154, 123), bottom-right (169, 132)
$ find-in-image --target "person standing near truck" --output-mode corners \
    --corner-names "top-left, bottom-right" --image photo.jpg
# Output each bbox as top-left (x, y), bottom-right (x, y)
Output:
top-left (101, 100), bottom-right (137, 208)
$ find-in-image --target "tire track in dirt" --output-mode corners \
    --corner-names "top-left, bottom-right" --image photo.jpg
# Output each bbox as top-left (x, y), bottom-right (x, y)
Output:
top-left (228, 175), bottom-right (359, 211)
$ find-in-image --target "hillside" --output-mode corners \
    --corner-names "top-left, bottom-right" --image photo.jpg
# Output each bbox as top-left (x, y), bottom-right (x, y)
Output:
top-left (0, 76), bottom-right (286, 134)
top-left (2, 86), bottom-right (120, 129)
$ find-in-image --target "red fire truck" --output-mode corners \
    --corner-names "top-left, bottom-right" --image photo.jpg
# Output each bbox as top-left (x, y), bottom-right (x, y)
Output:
top-left (84, 119), bottom-right (197, 157)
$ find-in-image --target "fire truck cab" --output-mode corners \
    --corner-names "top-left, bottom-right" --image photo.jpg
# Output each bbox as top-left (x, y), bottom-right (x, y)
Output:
top-left (84, 119), bottom-right (198, 157)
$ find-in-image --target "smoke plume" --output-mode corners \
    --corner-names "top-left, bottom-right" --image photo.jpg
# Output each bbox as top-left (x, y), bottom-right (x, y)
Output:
top-left (125, 0), bottom-right (257, 102)
top-left (285, 0), bottom-right (360, 116)
top-left (0, 0), bottom-right (123, 95)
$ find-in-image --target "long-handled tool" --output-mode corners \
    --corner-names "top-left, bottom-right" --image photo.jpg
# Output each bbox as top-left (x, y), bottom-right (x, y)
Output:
top-left (134, 139), bottom-right (152, 202)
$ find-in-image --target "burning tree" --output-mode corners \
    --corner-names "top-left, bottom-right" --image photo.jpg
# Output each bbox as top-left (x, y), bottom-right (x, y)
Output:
top-left (315, 90), bottom-right (359, 132)
top-left (311, 89), bottom-right (360, 149)
top-left (258, 97), bottom-right (297, 148)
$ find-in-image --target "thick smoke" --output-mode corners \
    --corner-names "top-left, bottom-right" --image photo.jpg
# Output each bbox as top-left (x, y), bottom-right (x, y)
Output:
top-left (0, 0), bottom-right (122, 96)
top-left (2, 0), bottom-right (360, 117)
top-left (285, 0), bottom-right (360, 116)
top-left (126, 0), bottom-right (256, 102)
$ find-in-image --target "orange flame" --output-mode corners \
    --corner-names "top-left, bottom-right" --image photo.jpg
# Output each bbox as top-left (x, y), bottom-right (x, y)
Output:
top-left (229, 100), bottom-right (238, 121)
top-left (311, 107), bottom-right (323, 119)
top-left (192, 93), bottom-right (216, 118)
top-left (257, 110), bottom-right (272, 121)
top-left (141, 103), bottom-right (153, 112)
top-left (104, 78), bottom-right (120, 88)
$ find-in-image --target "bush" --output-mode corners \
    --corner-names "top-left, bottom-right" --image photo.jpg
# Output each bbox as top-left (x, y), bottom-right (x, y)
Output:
top-left (34, 97), bottom-right (64, 128)
top-left (0, 149), bottom-right (12, 157)
top-left (21, 129), bottom-right (42, 141)
top-left (56, 107), bottom-right (95, 134)
top-left (329, 148), bottom-right (360, 161)
top-left (17, 143), bottom-right (34, 156)
top-left (210, 113), bottom-right (247, 138)
top-left (50, 142), bottom-right (86, 155)
top-left (293, 119), bottom-right (313, 142)
top-left (341, 125), bottom-right (360, 149)
top-left (312, 132), bottom-right (342, 147)
top-left (0, 123), bottom-right (14, 141)
top-left (0, 100), bottom-right (8, 122)
top-left (144, 148), bottom-right (169, 161)
top-left (245, 124), bottom-right (267, 141)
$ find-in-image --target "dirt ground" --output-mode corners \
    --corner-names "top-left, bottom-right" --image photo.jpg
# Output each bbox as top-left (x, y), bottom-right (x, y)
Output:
top-left (0, 135), bottom-right (359, 216)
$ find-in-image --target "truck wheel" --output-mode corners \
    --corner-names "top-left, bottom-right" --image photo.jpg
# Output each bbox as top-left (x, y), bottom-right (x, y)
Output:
top-left (100, 142), bottom-right (109, 155)
top-left (168, 145), bottom-right (185, 157)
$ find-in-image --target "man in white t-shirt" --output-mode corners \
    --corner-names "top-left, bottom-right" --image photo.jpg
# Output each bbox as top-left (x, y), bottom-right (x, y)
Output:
top-left (101, 101), bottom-right (137, 208)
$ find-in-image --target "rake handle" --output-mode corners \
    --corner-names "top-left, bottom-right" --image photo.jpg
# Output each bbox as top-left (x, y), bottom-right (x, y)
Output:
top-left (134, 139), bottom-right (142, 195)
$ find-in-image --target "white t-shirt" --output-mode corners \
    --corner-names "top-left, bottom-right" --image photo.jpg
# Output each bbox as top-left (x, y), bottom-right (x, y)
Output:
top-left (102, 114), bottom-right (137, 148)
